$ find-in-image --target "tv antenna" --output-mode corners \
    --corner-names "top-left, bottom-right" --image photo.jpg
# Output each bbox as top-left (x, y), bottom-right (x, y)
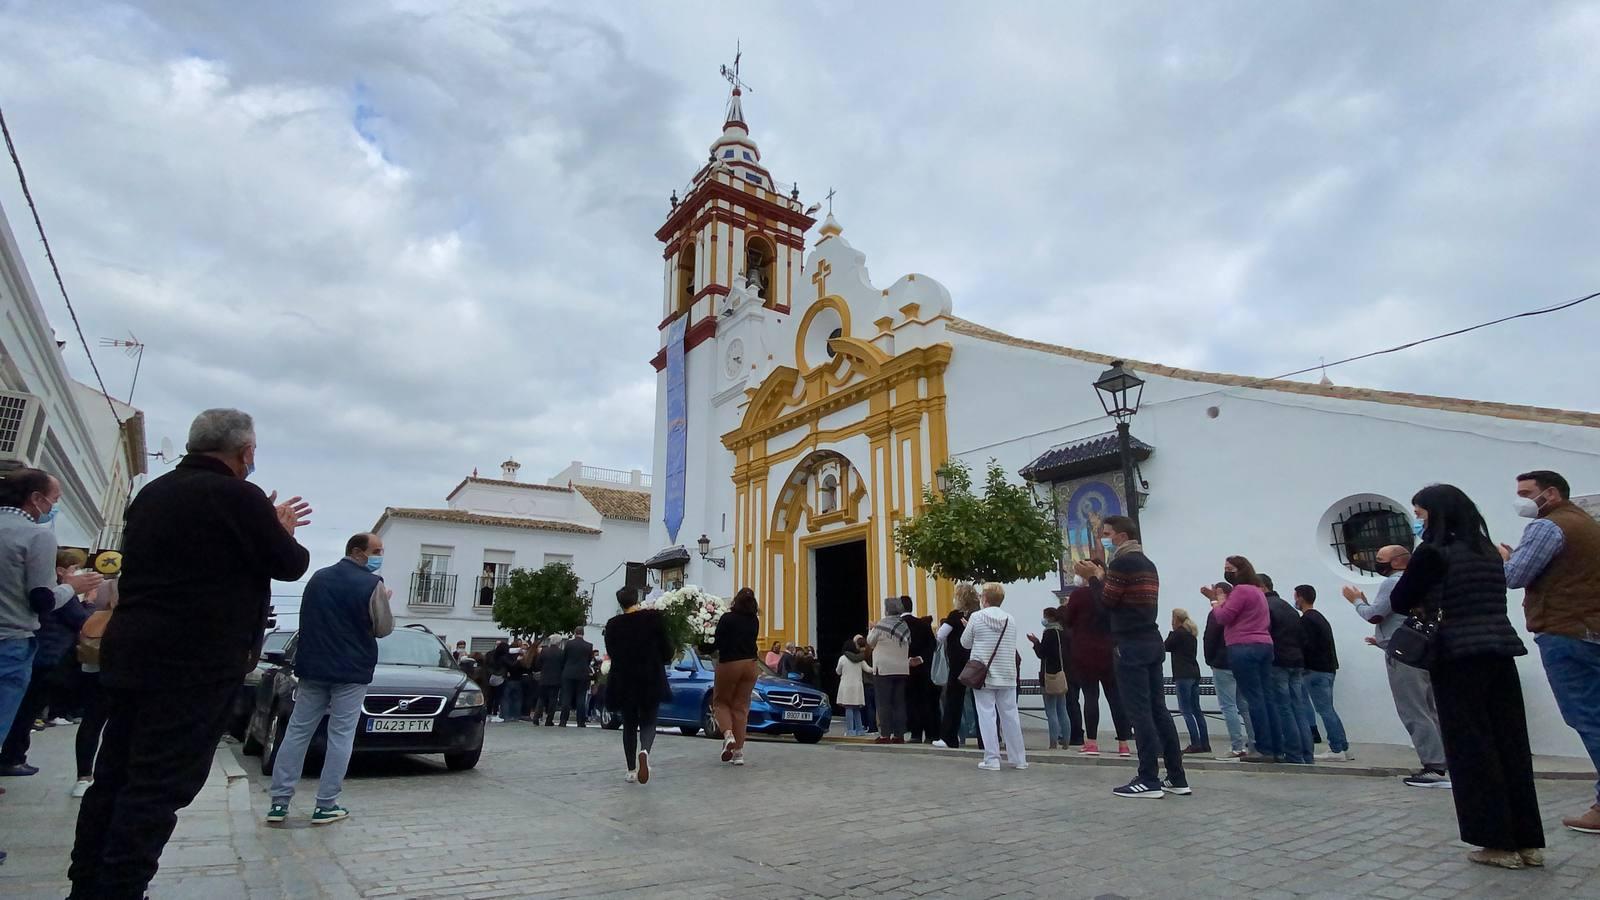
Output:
top-left (98, 333), bottom-right (145, 405)
top-left (719, 42), bottom-right (753, 94)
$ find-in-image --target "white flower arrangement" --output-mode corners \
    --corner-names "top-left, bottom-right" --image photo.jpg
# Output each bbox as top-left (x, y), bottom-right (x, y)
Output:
top-left (643, 584), bottom-right (729, 642)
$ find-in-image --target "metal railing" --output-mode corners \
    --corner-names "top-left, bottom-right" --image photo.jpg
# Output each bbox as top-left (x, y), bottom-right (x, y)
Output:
top-left (408, 572), bottom-right (458, 608)
top-left (579, 465), bottom-right (653, 488)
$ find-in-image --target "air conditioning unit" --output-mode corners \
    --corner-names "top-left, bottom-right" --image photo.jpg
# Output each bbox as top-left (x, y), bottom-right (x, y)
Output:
top-left (0, 389), bottom-right (45, 465)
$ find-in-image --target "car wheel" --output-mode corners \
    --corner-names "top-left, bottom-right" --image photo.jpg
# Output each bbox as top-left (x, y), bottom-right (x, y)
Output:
top-left (444, 747), bottom-right (482, 771)
top-left (701, 701), bottom-right (723, 740)
top-left (260, 708), bottom-right (288, 776)
top-left (794, 727), bottom-right (824, 745)
top-left (677, 725), bottom-right (700, 736)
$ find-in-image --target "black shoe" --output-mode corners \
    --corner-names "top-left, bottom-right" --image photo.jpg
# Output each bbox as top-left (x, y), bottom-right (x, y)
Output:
top-left (0, 763), bottom-right (39, 777)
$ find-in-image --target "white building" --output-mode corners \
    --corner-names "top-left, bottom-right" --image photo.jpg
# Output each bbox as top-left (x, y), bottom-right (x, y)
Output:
top-left (644, 78), bottom-right (1600, 756)
top-left (1, 195), bottom-right (145, 550)
top-left (376, 460), bottom-right (652, 653)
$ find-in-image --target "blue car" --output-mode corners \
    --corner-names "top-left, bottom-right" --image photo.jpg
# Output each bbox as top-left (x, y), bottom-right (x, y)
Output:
top-left (608, 649), bottom-right (832, 743)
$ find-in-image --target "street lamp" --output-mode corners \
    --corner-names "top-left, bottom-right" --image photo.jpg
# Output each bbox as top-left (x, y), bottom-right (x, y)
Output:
top-left (1093, 359), bottom-right (1146, 527)
top-left (697, 534), bottom-right (726, 569)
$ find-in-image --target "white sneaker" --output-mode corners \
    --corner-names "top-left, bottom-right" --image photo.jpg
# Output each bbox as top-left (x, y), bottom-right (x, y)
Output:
top-left (931, 740), bottom-right (950, 749)
top-left (720, 735), bottom-right (736, 763)
top-left (1009, 762), bottom-right (1030, 770)
top-left (731, 751), bottom-right (745, 766)
top-left (50, 717), bottom-right (74, 726)
top-left (636, 749), bottom-right (651, 784)
top-left (977, 760), bottom-right (1001, 771)
top-left (1316, 749), bottom-right (1353, 761)
top-left (488, 715), bottom-right (504, 724)
top-left (70, 778), bottom-right (92, 798)
top-left (624, 770), bottom-right (637, 783)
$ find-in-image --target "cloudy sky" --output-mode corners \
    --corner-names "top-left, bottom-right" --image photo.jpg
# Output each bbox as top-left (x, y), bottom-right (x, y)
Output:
top-left (3, 0), bottom-right (1598, 569)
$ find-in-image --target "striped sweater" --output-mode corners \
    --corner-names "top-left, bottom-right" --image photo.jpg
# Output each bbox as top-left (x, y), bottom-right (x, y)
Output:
top-left (1098, 540), bottom-right (1161, 644)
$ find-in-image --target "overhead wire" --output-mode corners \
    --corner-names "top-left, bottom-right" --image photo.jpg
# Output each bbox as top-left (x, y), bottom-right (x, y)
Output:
top-left (0, 105), bottom-right (124, 427)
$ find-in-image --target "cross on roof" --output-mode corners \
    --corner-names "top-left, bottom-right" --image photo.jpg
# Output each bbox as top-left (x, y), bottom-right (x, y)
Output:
top-left (719, 42), bottom-right (753, 94)
top-left (825, 186), bottom-right (836, 215)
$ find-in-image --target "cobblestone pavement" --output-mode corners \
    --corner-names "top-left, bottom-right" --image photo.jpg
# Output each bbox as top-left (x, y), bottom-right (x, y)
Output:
top-left (4, 722), bottom-right (1599, 899)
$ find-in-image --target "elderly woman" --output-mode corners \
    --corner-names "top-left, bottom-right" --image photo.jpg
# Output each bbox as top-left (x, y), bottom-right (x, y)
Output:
top-left (961, 583), bottom-right (1026, 771)
top-left (934, 583), bottom-right (981, 749)
top-left (867, 598), bottom-right (912, 744)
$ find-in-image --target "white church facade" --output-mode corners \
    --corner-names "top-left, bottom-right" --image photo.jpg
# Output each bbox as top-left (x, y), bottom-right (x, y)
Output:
top-left (644, 80), bottom-right (1600, 757)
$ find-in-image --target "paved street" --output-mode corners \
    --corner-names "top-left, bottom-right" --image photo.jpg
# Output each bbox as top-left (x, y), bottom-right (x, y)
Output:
top-left (3, 721), bottom-right (1599, 899)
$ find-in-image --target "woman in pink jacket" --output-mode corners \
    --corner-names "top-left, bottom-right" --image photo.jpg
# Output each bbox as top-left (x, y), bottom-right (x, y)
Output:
top-left (1205, 556), bottom-right (1279, 763)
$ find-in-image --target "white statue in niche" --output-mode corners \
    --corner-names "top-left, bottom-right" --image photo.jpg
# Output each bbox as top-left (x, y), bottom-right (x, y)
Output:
top-left (818, 473), bottom-right (839, 515)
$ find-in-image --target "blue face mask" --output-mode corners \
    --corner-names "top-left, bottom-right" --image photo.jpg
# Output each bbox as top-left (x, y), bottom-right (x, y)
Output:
top-left (365, 555), bottom-right (384, 573)
top-left (246, 462), bottom-right (256, 478)
top-left (1411, 520), bottom-right (1424, 539)
top-left (35, 506), bottom-right (57, 525)
top-left (1100, 537), bottom-right (1116, 555)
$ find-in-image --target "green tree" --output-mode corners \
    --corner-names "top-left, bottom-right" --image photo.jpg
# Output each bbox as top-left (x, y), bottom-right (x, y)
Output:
top-left (894, 458), bottom-right (1063, 585)
top-left (491, 562), bottom-right (589, 639)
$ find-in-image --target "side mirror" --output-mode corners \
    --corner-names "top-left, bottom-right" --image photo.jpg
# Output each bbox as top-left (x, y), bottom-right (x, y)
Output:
top-left (263, 650), bottom-right (287, 665)
top-left (673, 662), bottom-right (695, 673)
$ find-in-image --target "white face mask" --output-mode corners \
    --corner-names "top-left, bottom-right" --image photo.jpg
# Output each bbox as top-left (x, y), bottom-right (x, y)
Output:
top-left (1513, 491), bottom-right (1549, 519)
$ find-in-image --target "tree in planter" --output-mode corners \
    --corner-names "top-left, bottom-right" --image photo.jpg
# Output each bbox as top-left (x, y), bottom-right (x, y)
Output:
top-left (894, 458), bottom-right (1063, 585)
top-left (491, 562), bottom-right (589, 640)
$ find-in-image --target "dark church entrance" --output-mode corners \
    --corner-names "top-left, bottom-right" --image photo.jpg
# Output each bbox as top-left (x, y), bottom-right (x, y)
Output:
top-left (813, 540), bottom-right (869, 705)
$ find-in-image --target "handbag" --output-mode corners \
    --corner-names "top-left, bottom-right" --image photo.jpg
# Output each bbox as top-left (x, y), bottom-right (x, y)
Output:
top-left (1385, 553), bottom-right (1447, 670)
top-left (930, 641), bottom-right (949, 685)
top-left (959, 617), bottom-right (1008, 690)
top-left (77, 609), bottom-right (113, 667)
top-left (1042, 632), bottom-right (1069, 694)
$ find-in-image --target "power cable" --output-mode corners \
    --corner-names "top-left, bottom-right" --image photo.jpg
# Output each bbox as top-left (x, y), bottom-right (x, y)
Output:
top-left (0, 105), bottom-right (124, 427)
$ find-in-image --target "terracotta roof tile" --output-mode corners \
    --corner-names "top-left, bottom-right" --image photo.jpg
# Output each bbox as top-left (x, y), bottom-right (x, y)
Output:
top-left (374, 507), bottom-right (602, 536)
top-left (572, 484), bottom-right (651, 522)
top-left (445, 477), bottom-right (572, 502)
top-left (948, 318), bottom-right (1600, 429)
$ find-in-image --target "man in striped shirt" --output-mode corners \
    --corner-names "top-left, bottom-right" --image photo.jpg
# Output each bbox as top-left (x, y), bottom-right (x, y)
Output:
top-left (1076, 515), bottom-right (1188, 799)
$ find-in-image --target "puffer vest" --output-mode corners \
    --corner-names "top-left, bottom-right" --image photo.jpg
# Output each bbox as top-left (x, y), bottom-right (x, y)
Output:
top-left (1524, 502), bottom-right (1600, 638)
top-left (1428, 542), bottom-right (1526, 662)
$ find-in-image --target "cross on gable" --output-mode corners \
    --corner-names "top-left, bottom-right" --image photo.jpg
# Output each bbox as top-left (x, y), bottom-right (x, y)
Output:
top-left (812, 259), bottom-right (833, 299)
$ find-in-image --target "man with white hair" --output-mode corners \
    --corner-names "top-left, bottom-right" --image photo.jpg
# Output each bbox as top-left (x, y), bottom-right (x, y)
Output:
top-left (68, 409), bottom-right (313, 899)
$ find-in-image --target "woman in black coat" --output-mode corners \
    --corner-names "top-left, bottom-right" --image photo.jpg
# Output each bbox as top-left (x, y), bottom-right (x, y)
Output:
top-left (1392, 484), bottom-right (1543, 869)
top-left (603, 588), bottom-right (674, 784)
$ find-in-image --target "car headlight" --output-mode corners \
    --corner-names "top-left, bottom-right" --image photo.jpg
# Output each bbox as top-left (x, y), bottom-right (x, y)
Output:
top-left (750, 690), bottom-right (764, 703)
top-left (454, 687), bottom-right (485, 709)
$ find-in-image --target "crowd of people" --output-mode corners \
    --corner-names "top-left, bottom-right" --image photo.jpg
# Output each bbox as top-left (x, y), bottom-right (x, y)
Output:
top-left (1, 402), bottom-right (1596, 889)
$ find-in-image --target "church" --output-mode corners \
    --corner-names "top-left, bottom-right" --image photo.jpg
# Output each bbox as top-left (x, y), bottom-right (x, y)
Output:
top-left (642, 75), bottom-right (1600, 757)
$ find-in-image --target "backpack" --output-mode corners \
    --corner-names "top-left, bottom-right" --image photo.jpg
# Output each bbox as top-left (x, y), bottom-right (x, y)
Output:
top-left (77, 609), bottom-right (114, 667)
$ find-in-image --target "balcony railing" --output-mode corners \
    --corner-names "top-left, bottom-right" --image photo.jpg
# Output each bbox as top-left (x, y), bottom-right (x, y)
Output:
top-left (579, 465), bottom-right (653, 488)
top-left (408, 572), bottom-right (458, 608)
top-left (474, 576), bottom-right (508, 609)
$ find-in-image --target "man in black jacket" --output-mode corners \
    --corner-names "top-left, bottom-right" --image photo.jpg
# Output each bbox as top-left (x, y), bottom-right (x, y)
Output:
top-left (1296, 585), bottom-right (1350, 761)
top-left (537, 637), bottom-right (565, 725)
top-left (69, 409), bottom-right (311, 900)
top-left (900, 597), bottom-right (941, 744)
top-left (559, 629), bottom-right (595, 727)
top-left (1262, 574), bottom-right (1314, 765)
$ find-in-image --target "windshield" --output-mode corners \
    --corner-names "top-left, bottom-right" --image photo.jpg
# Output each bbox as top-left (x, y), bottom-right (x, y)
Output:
top-left (377, 630), bottom-right (453, 667)
top-left (262, 631), bottom-right (292, 655)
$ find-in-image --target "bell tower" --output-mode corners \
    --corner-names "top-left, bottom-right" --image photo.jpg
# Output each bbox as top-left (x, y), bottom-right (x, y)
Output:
top-left (648, 48), bottom-right (816, 557)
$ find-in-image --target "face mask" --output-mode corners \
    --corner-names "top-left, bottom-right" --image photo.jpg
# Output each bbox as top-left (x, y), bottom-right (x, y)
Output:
top-left (365, 555), bottom-right (384, 573)
top-left (35, 507), bottom-right (57, 525)
top-left (1041, 618), bottom-right (1050, 627)
top-left (1100, 538), bottom-right (1115, 555)
top-left (1513, 496), bottom-right (1542, 519)
top-left (1223, 570), bottom-right (1241, 586)
top-left (1411, 520), bottom-right (1424, 538)
top-left (1375, 561), bottom-right (1394, 577)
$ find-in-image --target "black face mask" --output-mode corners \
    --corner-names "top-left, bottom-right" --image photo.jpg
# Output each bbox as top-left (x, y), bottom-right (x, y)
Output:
top-left (1223, 571), bottom-right (1241, 586)
top-left (1375, 561), bottom-right (1394, 577)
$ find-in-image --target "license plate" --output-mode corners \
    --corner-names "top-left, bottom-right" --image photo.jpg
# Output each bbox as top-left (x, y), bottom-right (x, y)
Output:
top-left (782, 711), bottom-right (812, 722)
top-left (366, 718), bottom-right (434, 733)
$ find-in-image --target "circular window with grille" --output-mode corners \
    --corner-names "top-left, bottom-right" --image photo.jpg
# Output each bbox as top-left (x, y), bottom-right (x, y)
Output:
top-left (1319, 495), bottom-right (1417, 574)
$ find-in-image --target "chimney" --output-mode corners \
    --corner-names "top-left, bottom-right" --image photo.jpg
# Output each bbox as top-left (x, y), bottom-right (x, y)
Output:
top-left (500, 458), bottom-right (521, 481)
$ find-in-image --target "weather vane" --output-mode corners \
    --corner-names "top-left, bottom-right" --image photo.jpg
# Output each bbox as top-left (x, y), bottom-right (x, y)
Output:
top-left (719, 41), bottom-right (753, 94)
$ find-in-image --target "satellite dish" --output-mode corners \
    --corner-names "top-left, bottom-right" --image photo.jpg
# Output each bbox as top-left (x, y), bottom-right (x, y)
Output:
top-left (160, 436), bottom-right (175, 459)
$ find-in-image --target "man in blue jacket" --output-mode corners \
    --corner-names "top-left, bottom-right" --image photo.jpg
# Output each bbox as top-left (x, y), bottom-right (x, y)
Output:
top-left (267, 532), bottom-right (393, 825)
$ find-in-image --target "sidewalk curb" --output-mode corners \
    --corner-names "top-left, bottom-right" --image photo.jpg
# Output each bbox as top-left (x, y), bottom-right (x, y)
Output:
top-left (832, 742), bottom-right (1595, 781)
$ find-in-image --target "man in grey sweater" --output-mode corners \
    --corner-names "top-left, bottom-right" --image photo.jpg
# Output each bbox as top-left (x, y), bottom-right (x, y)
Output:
top-left (1342, 544), bottom-right (1450, 789)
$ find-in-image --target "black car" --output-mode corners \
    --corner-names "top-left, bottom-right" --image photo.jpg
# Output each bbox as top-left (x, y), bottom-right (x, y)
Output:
top-left (242, 624), bottom-right (486, 773)
top-left (229, 628), bottom-right (293, 740)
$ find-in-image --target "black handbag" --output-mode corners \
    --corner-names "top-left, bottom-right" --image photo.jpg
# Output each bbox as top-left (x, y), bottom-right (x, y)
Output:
top-left (1385, 553), bottom-right (1447, 670)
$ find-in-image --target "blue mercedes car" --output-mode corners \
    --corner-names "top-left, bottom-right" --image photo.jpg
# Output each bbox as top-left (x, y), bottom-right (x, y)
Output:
top-left (608, 648), bottom-right (832, 743)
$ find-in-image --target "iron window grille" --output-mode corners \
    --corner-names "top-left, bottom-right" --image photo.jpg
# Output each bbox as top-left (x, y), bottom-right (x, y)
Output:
top-left (1330, 501), bottom-right (1415, 573)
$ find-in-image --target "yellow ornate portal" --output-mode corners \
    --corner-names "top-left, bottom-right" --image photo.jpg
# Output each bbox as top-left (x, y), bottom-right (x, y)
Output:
top-left (721, 297), bottom-right (954, 647)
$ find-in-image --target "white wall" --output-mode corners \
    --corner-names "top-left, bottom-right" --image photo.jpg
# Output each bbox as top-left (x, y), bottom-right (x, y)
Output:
top-left (943, 330), bottom-right (1600, 757)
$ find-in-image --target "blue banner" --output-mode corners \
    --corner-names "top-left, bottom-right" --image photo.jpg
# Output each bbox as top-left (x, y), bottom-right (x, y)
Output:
top-left (664, 317), bottom-right (688, 543)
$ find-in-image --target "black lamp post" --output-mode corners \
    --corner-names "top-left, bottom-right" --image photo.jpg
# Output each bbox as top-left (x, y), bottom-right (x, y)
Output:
top-left (1093, 359), bottom-right (1146, 528)
top-left (697, 534), bottom-right (726, 569)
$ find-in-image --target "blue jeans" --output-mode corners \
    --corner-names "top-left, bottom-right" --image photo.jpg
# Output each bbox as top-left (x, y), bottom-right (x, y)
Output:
top-left (1212, 668), bottom-right (1254, 752)
top-left (1042, 692), bottom-right (1070, 743)
top-left (844, 706), bottom-right (865, 735)
top-left (1270, 667), bottom-right (1314, 763)
top-left (1303, 671), bottom-right (1348, 753)
top-left (1175, 678), bottom-right (1211, 749)
top-left (270, 680), bottom-right (368, 807)
top-left (1228, 643), bottom-right (1277, 758)
top-left (1535, 633), bottom-right (1600, 803)
top-left (0, 638), bottom-right (37, 745)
